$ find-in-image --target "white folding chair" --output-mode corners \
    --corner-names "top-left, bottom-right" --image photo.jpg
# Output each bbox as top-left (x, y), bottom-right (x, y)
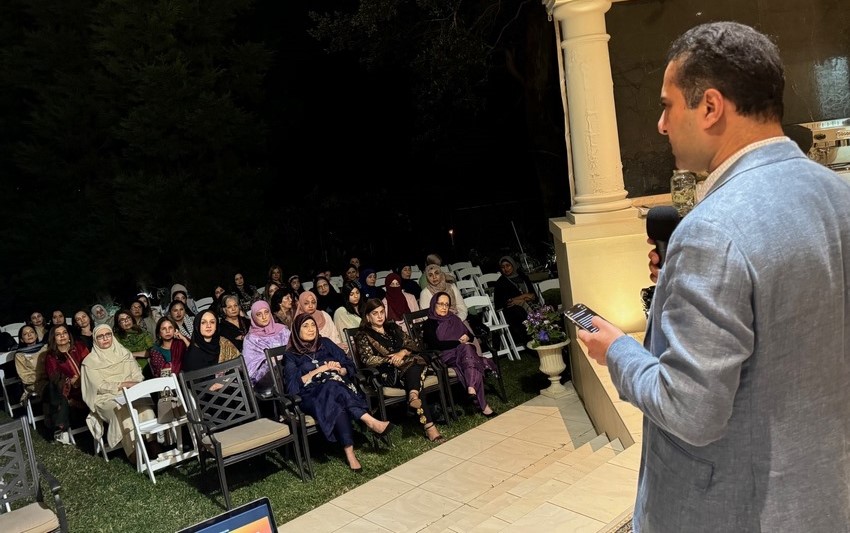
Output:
top-left (534, 278), bottom-right (562, 307)
top-left (455, 266), bottom-right (483, 281)
top-left (448, 261), bottom-right (472, 273)
top-left (375, 270), bottom-right (393, 279)
top-left (375, 277), bottom-right (386, 288)
top-left (122, 375), bottom-right (198, 483)
top-left (475, 273), bottom-right (501, 304)
top-left (0, 350), bottom-right (23, 418)
top-left (329, 276), bottom-right (344, 289)
top-left (2, 322), bottom-right (25, 342)
top-left (455, 278), bottom-right (483, 298)
top-left (463, 295), bottom-right (522, 361)
top-left (194, 297), bottom-right (214, 312)
top-left (301, 281), bottom-right (313, 291)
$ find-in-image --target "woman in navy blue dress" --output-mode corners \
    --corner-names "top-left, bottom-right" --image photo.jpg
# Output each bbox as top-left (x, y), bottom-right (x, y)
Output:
top-left (283, 313), bottom-right (392, 472)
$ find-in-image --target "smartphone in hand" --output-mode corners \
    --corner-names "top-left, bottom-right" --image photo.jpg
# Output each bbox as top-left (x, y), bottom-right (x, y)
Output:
top-left (564, 303), bottom-right (601, 333)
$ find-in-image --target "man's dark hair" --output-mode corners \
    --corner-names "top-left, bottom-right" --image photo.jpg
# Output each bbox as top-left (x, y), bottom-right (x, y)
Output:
top-left (667, 21), bottom-right (784, 121)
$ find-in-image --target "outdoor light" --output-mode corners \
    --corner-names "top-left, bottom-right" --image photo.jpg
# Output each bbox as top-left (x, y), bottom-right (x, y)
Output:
top-left (448, 229), bottom-right (455, 247)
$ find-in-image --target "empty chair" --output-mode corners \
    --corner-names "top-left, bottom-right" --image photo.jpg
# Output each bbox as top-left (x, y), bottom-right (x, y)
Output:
top-left (179, 357), bottom-right (307, 509)
top-left (194, 297), bottom-right (214, 312)
top-left (375, 270), bottom-right (393, 280)
top-left (475, 273), bottom-right (502, 303)
top-left (300, 281), bottom-right (313, 291)
top-left (2, 322), bottom-right (26, 342)
top-left (448, 261), bottom-right (473, 274)
top-left (463, 296), bottom-right (523, 361)
top-left (455, 278), bottom-right (483, 299)
top-left (0, 417), bottom-right (68, 532)
top-left (534, 278), bottom-right (562, 308)
top-left (455, 266), bottom-right (482, 281)
top-left (122, 375), bottom-right (198, 483)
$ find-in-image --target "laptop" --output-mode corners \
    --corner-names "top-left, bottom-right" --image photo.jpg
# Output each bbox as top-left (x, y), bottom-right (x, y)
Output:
top-left (176, 497), bottom-right (278, 533)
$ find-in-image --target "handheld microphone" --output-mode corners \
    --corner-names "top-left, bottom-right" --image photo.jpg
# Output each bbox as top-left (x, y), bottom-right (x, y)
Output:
top-left (646, 206), bottom-right (681, 268)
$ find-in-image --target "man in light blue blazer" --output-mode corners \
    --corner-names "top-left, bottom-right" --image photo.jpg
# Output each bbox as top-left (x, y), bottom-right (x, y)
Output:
top-left (579, 22), bottom-right (850, 532)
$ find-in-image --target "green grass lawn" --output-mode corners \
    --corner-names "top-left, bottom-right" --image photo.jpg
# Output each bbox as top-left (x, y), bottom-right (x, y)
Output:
top-left (8, 355), bottom-right (556, 532)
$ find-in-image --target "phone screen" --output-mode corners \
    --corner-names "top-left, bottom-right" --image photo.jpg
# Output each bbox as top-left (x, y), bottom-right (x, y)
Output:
top-left (564, 303), bottom-right (600, 333)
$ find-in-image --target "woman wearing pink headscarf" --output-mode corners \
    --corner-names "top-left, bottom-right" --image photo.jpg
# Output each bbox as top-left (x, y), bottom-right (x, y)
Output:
top-left (382, 273), bottom-right (420, 332)
top-left (296, 291), bottom-right (348, 353)
top-left (242, 301), bottom-right (291, 386)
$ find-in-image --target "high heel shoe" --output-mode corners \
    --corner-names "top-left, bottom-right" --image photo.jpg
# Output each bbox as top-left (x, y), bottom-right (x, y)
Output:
top-left (350, 465), bottom-right (363, 473)
top-left (424, 422), bottom-right (446, 443)
top-left (374, 422), bottom-right (395, 436)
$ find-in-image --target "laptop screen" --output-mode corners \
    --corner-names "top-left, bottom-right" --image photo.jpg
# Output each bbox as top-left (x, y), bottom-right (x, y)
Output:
top-left (176, 497), bottom-right (278, 533)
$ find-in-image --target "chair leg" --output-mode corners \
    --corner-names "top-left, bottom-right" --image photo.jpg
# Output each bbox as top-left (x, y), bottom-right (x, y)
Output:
top-left (218, 464), bottom-right (231, 510)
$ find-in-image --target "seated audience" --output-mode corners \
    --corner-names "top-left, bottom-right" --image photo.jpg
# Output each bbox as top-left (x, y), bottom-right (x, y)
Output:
top-left (342, 263), bottom-right (360, 289)
top-left (268, 264), bottom-right (285, 288)
top-left (423, 292), bottom-right (497, 416)
top-left (81, 324), bottom-right (155, 461)
top-left (167, 300), bottom-right (194, 338)
top-left (170, 283), bottom-right (198, 316)
top-left (218, 294), bottom-right (250, 351)
top-left (493, 255), bottom-right (534, 346)
top-left (211, 285), bottom-right (228, 316)
top-left (419, 264), bottom-right (468, 321)
top-left (130, 299), bottom-right (158, 339)
top-left (73, 309), bottom-right (95, 349)
top-left (333, 285), bottom-right (364, 335)
top-left (297, 291), bottom-right (347, 353)
top-left (28, 310), bottom-right (49, 343)
top-left (270, 288), bottom-right (297, 328)
top-left (354, 299), bottom-right (444, 443)
top-left (135, 293), bottom-right (162, 321)
top-left (148, 317), bottom-right (188, 378)
top-left (359, 268), bottom-right (386, 300)
top-left (283, 313), bottom-right (391, 472)
top-left (264, 281), bottom-right (282, 303)
top-left (395, 263), bottom-right (422, 297)
top-left (418, 253), bottom-right (455, 289)
top-left (182, 310), bottom-right (241, 372)
top-left (91, 304), bottom-right (112, 327)
top-left (242, 301), bottom-right (291, 386)
top-left (113, 309), bottom-right (154, 370)
top-left (14, 326), bottom-right (48, 411)
top-left (233, 272), bottom-right (260, 314)
top-left (288, 274), bottom-right (305, 296)
top-left (382, 273), bottom-right (419, 332)
top-left (313, 275), bottom-right (343, 316)
top-left (43, 325), bottom-right (90, 444)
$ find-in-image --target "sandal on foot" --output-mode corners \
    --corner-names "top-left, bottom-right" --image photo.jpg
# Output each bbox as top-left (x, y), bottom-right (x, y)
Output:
top-left (374, 422), bottom-right (395, 436)
top-left (424, 423), bottom-right (445, 443)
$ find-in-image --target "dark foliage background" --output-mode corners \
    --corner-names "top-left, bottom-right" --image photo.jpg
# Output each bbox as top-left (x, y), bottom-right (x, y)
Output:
top-left (0, 0), bottom-right (568, 322)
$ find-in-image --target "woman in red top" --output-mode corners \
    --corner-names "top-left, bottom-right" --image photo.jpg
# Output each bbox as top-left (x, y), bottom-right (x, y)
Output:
top-left (148, 317), bottom-right (188, 378)
top-left (43, 324), bottom-right (90, 443)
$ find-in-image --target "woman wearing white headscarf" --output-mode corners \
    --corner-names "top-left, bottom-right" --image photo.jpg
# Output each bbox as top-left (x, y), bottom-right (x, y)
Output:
top-left (81, 323), bottom-right (154, 459)
top-left (419, 264), bottom-right (468, 321)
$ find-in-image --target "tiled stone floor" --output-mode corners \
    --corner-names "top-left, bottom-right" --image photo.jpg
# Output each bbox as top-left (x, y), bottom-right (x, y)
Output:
top-left (279, 383), bottom-right (640, 532)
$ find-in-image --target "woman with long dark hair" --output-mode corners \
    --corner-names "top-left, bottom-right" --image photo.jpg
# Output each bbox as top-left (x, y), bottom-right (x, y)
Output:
top-left (148, 317), bottom-right (188, 378)
top-left (43, 325), bottom-right (90, 443)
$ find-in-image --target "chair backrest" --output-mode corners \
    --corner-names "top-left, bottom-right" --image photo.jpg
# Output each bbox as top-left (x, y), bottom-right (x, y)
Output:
top-left (455, 266), bottom-right (482, 280)
top-left (534, 278), bottom-right (561, 305)
top-left (462, 295), bottom-right (501, 328)
top-left (301, 281), bottom-right (313, 291)
top-left (402, 310), bottom-right (430, 347)
top-left (122, 375), bottom-right (187, 415)
top-left (0, 416), bottom-right (40, 508)
top-left (195, 297), bottom-right (214, 312)
top-left (343, 328), bottom-right (361, 369)
top-left (448, 261), bottom-right (473, 273)
top-left (178, 357), bottom-right (260, 434)
top-left (329, 276), bottom-right (344, 289)
top-left (375, 270), bottom-right (393, 280)
top-left (455, 278), bottom-right (482, 298)
top-left (263, 346), bottom-right (288, 397)
top-left (2, 322), bottom-right (25, 341)
top-left (476, 273), bottom-right (501, 291)
top-left (375, 277), bottom-right (386, 288)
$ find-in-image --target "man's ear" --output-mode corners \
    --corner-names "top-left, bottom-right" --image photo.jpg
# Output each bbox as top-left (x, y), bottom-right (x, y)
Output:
top-left (701, 88), bottom-right (724, 128)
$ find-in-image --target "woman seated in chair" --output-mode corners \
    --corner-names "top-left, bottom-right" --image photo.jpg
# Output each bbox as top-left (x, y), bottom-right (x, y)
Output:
top-left (296, 291), bottom-right (347, 353)
top-left (419, 264), bottom-right (468, 321)
top-left (182, 310), bottom-right (241, 372)
top-left (332, 284), bottom-right (364, 336)
top-left (233, 272), bottom-right (260, 314)
top-left (81, 324), bottom-right (154, 461)
top-left (424, 292), bottom-right (497, 417)
top-left (312, 275), bottom-right (343, 316)
top-left (167, 300), bottom-right (194, 338)
top-left (263, 281), bottom-right (282, 304)
top-left (28, 310), bottom-right (49, 343)
top-left (91, 304), bottom-right (112, 327)
top-left (382, 273), bottom-right (419, 332)
top-left (283, 313), bottom-right (392, 472)
top-left (270, 288), bottom-right (297, 328)
top-left (148, 317), bottom-right (188, 378)
top-left (14, 326), bottom-right (48, 420)
top-left (219, 294), bottom-right (250, 351)
top-left (129, 299), bottom-right (158, 339)
top-left (394, 263), bottom-right (422, 297)
top-left (73, 310), bottom-right (95, 349)
top-left (355, 298), bottom-right (444, 443)
top-left (493, 255), bottom-right (534, 346)
top-left (113, 309), bottom-right (154, 372)
top-left (43, 324), bottom-right (90, 443)
top-left (242, 301), bottom-right (291, 386)
top-left (358, 268), bottom-right (386, 301)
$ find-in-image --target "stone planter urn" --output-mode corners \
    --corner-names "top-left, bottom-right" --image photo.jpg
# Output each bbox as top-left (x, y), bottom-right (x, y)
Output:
top-left (528, 339), bottom-right (571, 398)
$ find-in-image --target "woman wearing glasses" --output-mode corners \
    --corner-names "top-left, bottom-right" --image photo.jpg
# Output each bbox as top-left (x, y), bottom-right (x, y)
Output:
top-left (113, 309), bottom-right (154, 372)
top-left (312, 275), bottom-right (343, 316)
top-left (296, 291), bottom-right (347, 353)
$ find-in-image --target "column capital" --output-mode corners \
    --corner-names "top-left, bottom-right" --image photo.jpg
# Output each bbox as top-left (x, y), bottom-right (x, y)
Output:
top-left (548, 0), bottom-right (612, 21)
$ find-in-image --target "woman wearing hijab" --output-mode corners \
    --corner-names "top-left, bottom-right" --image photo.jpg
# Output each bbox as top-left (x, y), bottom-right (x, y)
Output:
top-left (283, 313), bottom-right (392, 472)
top-left (242, 300), bottom-right (291, 386)
top-left (382, 273), bottom-right (419, 332)
top-left (43, 324), bottom-right (90, 443)
top-left (358, 268), bottom-right (386, 301)
top-left (91, 304), bottom-right (112, 327)
top-left (312, 275), bottom-right (343, 316)
top-left (333, 285), bottom-right (364, 335)
top-left (354, 299), bottom-right (445, 443)
top-left (395, 263), bottom-right (422, 297)
top-left (81, 323), bottom-right (154, 460)
top-left (493, 255), bottom-right (535, 345)
top-left (423, 291), bottom-right (498, 417)
top-left (296, 291), bottom-right (347, 353)
top-left (182, 310), bottom-right (241, 372)
top-left (419, 264), bottom-right (468, 321)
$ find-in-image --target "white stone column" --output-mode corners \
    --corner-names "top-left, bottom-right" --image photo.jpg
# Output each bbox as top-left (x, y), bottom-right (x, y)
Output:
top-left (551, 0), bottom-right (632, 218)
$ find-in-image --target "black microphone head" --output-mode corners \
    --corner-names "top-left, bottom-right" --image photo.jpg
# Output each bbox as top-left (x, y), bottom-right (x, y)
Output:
top-left (646, 205), bottom-right (681, 242)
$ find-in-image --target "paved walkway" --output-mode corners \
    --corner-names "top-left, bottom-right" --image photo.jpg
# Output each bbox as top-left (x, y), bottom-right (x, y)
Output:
top-left (279, 382), bottom-right (639, 532)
